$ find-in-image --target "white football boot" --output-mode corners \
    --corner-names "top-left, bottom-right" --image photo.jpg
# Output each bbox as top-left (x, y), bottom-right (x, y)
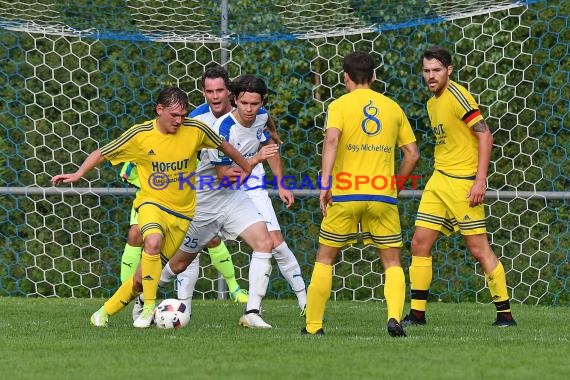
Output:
top-left (90, 306), bottom-right (108, 327)
top-left (133, 305), bottom-right (154, 328)
top-left (238, 312), bottom-right (272, 329)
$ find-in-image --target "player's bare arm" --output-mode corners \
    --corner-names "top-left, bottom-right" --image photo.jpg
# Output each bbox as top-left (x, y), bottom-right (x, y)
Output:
top-left (471, 119), bottom-right (489, 133)
top-left (265, 115), bottom-right (283, 145)
top-left (468, 118), bottom-right (494, 207)
top-left (251, 143), bottom-right (279, 166)
top-left (319, 127), bottom-right (340, 216)
top-left (218, 141), bottom-right (253, 177)
top-left (215, 165), bottom-right (246, 184)
top-left (51, 149), bottom-right (106, 185)
top-left (266, 148), bottom-right (294, 209)
top-left (396, 142), bottom-right (420, 191)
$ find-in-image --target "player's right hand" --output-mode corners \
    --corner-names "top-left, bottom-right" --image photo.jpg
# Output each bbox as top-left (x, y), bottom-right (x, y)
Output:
top-left (51, 173), bottom-right (81, 185)
top-left (224, 167), bottom-right (247, 184)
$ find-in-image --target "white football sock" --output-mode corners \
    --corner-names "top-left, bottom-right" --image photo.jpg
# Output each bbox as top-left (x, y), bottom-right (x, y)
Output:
top-left (273, 241), bottom-right (306, 309)
top-left (176, 253), bottom-right (200, 310)
top-left (159, 261), bottom-right (177, 288)
top-left (246, 251), bottom-right (272, 313)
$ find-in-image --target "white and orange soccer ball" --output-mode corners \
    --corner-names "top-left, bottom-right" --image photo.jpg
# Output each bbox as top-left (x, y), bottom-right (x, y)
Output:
top-left (153, 299), bottom-right (190, 329)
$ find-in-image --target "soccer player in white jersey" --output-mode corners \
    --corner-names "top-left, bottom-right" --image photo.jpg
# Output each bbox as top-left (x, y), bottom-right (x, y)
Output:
top-left (175, 66), bottom-right (249, 307)
top-left (163, 75), bottom-right (281, 328)
top-left (177, 67), bottom-right (283, 310)
top-left (242, 121), bottom-right (307, 314)
top-left (181, 75), bottom-right (308, 315)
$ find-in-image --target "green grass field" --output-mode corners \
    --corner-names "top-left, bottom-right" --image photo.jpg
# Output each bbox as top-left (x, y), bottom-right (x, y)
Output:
top-left (1, 297), bottom-right (568, 380)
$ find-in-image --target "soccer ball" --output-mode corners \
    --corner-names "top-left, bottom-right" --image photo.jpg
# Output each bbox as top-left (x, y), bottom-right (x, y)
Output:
top-left (153, 299), bottom-right (190, 329)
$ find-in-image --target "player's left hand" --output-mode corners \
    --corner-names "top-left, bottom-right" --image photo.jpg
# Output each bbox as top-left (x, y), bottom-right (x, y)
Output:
top-left (256, 144), bottom-right (279, 162)
top-left (278, 187), bottom-right (294, 209)
top-left (467, 179), bottom-right (486, 207)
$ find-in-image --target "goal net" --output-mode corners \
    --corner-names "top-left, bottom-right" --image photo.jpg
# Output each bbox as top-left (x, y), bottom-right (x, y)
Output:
top-left (0, 0), bottom-right (567, 306)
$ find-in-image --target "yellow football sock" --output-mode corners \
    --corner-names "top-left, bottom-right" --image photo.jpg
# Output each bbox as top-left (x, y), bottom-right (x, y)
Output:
top-left (409, 256), bottom-right (433, 312)
top-left (305, 262), bottom-right (332, 333)
top-left (486, 261), bottom-right (510, 309)
top-left (120, 243), bottom-right (142, 283)
top-left (141, 251), bottom-right (162, 308)
top-left (208, 242), bottom-right (239, 293)
top-left (384, 266), bottom-right (405, 322)
top-left (103, 276), bottom-right (137, 316)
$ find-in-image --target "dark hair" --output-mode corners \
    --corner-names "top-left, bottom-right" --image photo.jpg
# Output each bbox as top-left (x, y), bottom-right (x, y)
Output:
top-left (229, 75), bottom-right (267, 106)
top-left (343, 51), bottom-right (375, 84)
top-left (202, 65), bottom-right (230, 89)
top-left (156, 86), bottom-right (189, 110)
top-left (422, 46), bottom-right (452, 68)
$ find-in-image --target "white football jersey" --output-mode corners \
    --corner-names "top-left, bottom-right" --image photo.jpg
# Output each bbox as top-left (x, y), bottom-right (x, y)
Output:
top-left (196, 108), bottom-right (270, 209)
top-left (189, 102), bottom-right (218, 126)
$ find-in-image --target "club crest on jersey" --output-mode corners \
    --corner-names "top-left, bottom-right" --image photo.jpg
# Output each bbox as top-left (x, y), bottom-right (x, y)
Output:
top-left (256, 128), bottom-right (263, 140)
top-left (361, 100), bottom-right (382, 136)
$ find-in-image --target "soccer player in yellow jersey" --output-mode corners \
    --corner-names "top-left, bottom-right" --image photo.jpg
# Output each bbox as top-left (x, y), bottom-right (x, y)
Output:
top-left (51, 86), bottom-right (251, 328)
top-left (402, 46), bottom-right (517, 327)
top-left (303, 51), bottom-right (419, 337)
top-left (129, 67), bottom-right (250, 324)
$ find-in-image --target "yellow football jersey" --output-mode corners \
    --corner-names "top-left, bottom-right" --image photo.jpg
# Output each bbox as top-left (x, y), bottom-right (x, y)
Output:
top-left (426, 80), bottom-right (484, 176)
top-left (326, 88), bottom-right (416, 202)
top-left (100, 118), bottom-right (223, 218)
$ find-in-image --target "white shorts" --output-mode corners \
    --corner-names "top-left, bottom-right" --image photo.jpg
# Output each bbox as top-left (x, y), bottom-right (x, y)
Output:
top-left (246, 188), bottom-right (281, 232)
top-left (179, 191), bottom-right (264, 254)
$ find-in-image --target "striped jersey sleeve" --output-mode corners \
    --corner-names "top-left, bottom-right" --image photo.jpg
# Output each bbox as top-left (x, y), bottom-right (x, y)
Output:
top-left (100, 121), bottom-right (153, 164)
top-left (448, 81), bottom-right (484, 128)
top-left (182, 117), bottom-right (224, 148)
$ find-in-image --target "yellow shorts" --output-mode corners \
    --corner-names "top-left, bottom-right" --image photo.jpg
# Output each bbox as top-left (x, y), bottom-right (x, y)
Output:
top-left (415, 170), bottom-right (487, 236)
top-left (136, 203), bottom-right (191, 261)
top-left (319, 200), bottom-right (403, 249)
